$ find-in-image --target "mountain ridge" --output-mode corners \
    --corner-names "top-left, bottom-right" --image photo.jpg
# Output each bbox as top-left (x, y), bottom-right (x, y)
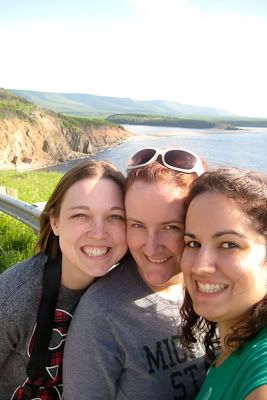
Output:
top-left (10, 89), bottom-right (232, 117)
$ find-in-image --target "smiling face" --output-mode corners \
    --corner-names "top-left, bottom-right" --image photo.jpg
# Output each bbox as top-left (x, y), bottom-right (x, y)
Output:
top-left (181, 191), bottom-right (267, 331)
top-left (50, 177), bottom-right (127, 289)
top-left (125, 180), bottom-right (186, 290)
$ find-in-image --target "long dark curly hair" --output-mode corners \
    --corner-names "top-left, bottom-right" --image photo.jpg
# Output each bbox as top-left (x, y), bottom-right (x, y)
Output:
top-left (180, 167), bottom-right (267, 362)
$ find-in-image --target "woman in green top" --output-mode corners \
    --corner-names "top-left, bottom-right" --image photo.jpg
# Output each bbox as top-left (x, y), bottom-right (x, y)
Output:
top-left (180, 167), bottom-right (267, 400)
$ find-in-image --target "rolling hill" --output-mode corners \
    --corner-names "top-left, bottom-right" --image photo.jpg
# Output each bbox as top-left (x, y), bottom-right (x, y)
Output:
top-left (10, 89), bottom-right (232, 117)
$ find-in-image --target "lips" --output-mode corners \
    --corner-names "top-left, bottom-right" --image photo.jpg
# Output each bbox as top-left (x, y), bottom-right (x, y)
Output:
top-left (81, 246), bottom-right (109, 257)
top-left (197, 281), bottom-right (228, 293)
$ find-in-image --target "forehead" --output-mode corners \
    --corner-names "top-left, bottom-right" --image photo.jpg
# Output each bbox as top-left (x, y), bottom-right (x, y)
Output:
top-left (126, 180), bottom-right (185, 201)
top-left (186, 192), bottom-right (252, 232)
top-left (61, 177), bottom-right (122, 207)
top-left (125, 180), bottom-right (185, 221)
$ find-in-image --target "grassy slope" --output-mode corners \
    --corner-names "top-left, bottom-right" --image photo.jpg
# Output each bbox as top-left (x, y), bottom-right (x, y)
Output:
top-left (0, 88), bottom-right (37, 122)
top-left (0, 88), bottom-right (116, 129)
top-left (0, 171), bottom-right (63, 272)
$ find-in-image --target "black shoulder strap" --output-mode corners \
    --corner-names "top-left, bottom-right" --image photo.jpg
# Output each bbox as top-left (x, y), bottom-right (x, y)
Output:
top-left (27, 254), bottom-right (62, 380)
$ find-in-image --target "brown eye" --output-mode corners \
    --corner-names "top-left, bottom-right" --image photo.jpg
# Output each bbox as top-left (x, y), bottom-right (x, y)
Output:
top-left (110, 214), bottom-right (125, 221)
top-left (185, 240), bottom-right (200, 248)
top-left (165, 225), bottom-right (180, 230)
top-left (131, 223), bottom-right (145, 229)
top-left (221, 242), bottom-right (238, 249)
top-left (71, 214), bottom-right (87, 219)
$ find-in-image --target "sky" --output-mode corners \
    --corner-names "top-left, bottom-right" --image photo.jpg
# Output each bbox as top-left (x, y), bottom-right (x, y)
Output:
top-left (1, 0), bottom-right (267, 117)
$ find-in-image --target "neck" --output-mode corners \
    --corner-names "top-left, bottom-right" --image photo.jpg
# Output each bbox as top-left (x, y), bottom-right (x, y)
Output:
top-left (218, 320), bottom-right (240, 353)
top-left (61, 265), bottom-right (95, 290)
top-left (149, 273), bottom-right (184, 301)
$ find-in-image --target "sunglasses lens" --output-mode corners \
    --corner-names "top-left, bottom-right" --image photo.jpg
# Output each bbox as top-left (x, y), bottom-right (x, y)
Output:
top-left (165, 150), bottom-right (197, 170)
top-left (128, 149), bottom-right (157, 167)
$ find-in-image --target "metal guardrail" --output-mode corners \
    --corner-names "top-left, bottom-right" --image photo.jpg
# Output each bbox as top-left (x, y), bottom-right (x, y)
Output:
top-left (0, 193), bottom-right (42, 232)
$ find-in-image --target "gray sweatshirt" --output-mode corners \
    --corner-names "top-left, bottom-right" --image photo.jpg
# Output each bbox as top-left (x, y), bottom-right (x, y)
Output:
top-left (0, 254), bottom-right (84, 399)
top-left (63, 255), bottom-right (208, 400)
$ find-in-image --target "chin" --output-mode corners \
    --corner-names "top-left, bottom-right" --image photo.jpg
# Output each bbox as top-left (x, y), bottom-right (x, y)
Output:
top-left (149, 275), bottom-right (174, 288)
top-left (193, 307), bottom-right (218, 322)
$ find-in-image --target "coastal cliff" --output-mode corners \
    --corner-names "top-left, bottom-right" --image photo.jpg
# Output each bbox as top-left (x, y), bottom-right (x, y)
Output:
top-left (0, 89), bottom-right (131, 170)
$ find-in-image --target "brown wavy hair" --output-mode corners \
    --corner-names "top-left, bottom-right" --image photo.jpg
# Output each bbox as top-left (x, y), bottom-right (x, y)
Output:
top-left (180, 167), bottom-right (267, 361)
top-left (35, 160), bottom-right (125, 260)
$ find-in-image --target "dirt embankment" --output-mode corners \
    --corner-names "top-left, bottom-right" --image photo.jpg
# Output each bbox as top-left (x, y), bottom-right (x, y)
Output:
top-left (0, 111), bottom-right (131, 170)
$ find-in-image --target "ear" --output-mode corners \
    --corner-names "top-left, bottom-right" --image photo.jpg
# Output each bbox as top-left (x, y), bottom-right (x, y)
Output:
top-left (50, 211), bottom-right (60, 236)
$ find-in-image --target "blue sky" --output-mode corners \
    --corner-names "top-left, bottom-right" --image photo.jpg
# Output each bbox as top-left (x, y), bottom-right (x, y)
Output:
top-left (1, 0), bottom-right (267, 117)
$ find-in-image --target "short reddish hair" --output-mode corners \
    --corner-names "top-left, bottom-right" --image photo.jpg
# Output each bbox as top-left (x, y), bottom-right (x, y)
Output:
top-left (125, 160), bottom-right (206, 196)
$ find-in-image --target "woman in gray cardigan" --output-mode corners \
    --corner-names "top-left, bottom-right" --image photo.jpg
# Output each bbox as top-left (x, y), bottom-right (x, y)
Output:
top-left (64, 148), bottom-right (209, 400)
top-left (0, 159), bottom-right (128, 399)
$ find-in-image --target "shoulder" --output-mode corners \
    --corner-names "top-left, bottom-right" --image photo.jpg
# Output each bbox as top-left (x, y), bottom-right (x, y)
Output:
top-left (236, 328), bottom-right (267, 398)
top-left (242, 328), bottom-right (267, 359)
top-left (77, 254), bottom-right (142, 310)
top-left (0, 253), bottom-right (46, 307)
top-left (232, 328), bottom-right (267, 371)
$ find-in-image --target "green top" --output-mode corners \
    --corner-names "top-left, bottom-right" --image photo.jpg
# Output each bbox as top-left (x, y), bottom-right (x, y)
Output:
top-left (196, 327), bottom-right (267, 400)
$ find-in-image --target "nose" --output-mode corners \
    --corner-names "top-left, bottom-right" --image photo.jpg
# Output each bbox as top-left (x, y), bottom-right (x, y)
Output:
top-left (143, 231), bottom-right (161, 255)
top-left (87, 219), bottom-right (107, 239)
top-left (191, 247), bottom-right (216, 275)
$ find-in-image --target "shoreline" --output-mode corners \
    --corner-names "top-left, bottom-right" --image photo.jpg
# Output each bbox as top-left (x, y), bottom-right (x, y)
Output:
top-left (0, 138), bottom-right (129, 172)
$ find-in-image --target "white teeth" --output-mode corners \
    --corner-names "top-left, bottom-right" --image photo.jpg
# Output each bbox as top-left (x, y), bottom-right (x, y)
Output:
top-left (82, 247), bottom-right (109, 257)
top-left (147, 256), bottom-right (170, 263)
top-left (197, 282), bottom-right (227, 293)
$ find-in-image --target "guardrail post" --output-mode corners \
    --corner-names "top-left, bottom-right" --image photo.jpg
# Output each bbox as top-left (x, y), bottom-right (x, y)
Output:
top-left (6, 188), bottom-right (18, 198)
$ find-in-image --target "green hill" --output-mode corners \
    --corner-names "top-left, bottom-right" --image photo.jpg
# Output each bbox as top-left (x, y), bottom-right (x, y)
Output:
top-left (0, 88), bottom-right (37, 122)
top-left (5, 88), bottom-right (267, 129)
top-left (10, 89), bottom-right (232, 117)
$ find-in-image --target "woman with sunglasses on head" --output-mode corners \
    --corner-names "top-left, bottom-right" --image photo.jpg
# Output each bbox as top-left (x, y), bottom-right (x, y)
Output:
top-left (64, 148), bottom-right (209, 400)
top-left (180, 167), bottom-right (267, 400)
top-left (0, 160), bottom-right (127, 399)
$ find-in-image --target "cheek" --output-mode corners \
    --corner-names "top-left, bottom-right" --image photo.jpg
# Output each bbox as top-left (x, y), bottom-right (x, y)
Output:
top-left (150, 231), bottom-right (184, 259)
top-left (58, 222), bottom-right (87, 246)
top-left (221, 253), bottom-right (252, 279)
top-left (173, 236), bottom-right (185, 263)
top-left (126, 230), bottom-right (142, 250)
top-left (180, 249), bottom-right (192, 274)
top-left (58, 235), bottom-right (73, 255)
top-left (112, 225), bottom-right (127, 244)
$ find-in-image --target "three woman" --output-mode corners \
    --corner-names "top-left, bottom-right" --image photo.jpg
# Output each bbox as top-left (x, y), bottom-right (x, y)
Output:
top-left (180, 167), bottom-right (267, 399)
top-left (0, 160), bottom-right (128, 399)
top-left (63, 148), bottom-right (209, 399)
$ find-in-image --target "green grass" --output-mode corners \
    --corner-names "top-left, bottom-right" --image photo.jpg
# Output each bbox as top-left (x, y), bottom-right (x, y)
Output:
top-left (0, 216), bottom-right (38, 273)
top-left (0, 170), bottom-right (63, 272)
top-left (0, 171), bottom-right (62, 202)
top-left (0, 88), bottom-right (37, 121)
top-left (60, 113), bottom-right (115, 133)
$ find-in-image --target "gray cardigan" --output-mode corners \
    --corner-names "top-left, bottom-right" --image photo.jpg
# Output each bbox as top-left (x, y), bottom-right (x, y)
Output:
top-left (0, 253), bottom-right (84, 399)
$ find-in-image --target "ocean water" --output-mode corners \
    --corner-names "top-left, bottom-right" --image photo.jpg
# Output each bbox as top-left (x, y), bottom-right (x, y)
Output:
top-left (40, 125), bottom-right (267, 174)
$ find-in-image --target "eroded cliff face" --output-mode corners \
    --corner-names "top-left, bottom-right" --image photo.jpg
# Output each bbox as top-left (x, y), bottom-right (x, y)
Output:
top-left (0, 111), bottom-right (131, 170)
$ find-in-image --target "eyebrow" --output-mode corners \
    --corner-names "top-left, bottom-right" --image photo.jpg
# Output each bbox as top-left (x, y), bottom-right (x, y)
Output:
top-left (184, 230), bottom-right (245, 239)
top-left (68, 206), bottom-right (125, 211)
top-left (127, 218), bottom-right (184, 225)
top-left (163, 220), bottom-right (184, 226)
top-left (214, 230), bottom-right (245, 238)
